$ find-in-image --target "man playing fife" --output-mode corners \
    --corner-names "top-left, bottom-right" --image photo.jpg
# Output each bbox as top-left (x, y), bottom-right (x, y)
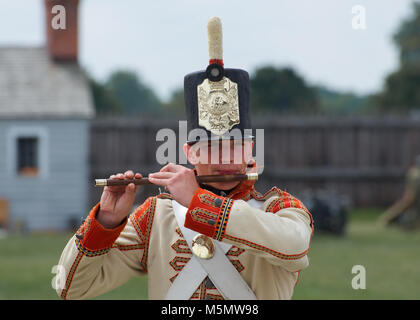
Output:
top-left (56, 17), bottom-right (313, 300)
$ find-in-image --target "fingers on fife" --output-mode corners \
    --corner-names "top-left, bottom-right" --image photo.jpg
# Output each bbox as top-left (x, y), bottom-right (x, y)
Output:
top-left (106, 170), bottom-right (143, 194)
top-left (148, 163), bottom-right (198, 190)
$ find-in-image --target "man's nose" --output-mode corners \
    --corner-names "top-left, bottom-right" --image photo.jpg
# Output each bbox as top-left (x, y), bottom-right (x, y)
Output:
top-left (219, 145), bottom-right (236, 164)
top-left (220, 148), bottom-right (230, 163)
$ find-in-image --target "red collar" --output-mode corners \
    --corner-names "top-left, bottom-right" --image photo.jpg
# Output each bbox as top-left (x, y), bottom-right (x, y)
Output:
top-left (226, 179), bottom-right (255, 200)
top-left (193, 167), bottom-right (256, 201)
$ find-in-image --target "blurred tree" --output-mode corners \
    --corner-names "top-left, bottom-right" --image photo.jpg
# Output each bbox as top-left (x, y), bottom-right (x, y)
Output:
top-left (88, 77), bottom-right (123, 115)
top-left (373, 3), bottom-right (420, 112)
top-left (394, 2), bottom-right (420, 68)
top-left (105, 70), bottom-right (162, 114)
top-left (250, 66), bottom-right (319, 114)
top-left (315, 86), bottom-right (371, 115)
top-left (164, 87), bottom-right (185, 115)
top-left (372, 69), bottom-right (420, 112)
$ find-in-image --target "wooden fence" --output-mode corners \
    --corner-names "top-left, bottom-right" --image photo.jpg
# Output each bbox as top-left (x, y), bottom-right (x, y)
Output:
top-left (88, 116), bottom-right (420, 208)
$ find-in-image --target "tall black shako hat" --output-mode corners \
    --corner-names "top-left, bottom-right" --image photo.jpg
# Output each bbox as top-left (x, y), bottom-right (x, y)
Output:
top-left (184, 17), bottom-right (253, 145)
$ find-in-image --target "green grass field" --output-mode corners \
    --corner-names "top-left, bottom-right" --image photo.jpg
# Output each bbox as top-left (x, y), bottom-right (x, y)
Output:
top-left (1, 208), bottom-right (419, 300)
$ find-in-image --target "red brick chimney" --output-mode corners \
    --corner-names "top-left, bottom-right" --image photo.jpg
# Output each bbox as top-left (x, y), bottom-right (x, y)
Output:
top-left (45, 0), bottom-right (79, 62)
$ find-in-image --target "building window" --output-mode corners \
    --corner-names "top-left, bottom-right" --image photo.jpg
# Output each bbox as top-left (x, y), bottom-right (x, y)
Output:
top-left (17, 137), bottom-right (39, 176)
top-left (7, 126), bottom-right (48, 179)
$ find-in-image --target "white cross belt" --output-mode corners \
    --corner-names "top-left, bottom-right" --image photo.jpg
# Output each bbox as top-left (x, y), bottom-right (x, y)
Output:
top-left (165, 200), bottom-right (257, 300)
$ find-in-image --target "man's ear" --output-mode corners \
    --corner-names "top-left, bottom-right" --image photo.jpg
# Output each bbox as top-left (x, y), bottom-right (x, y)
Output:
top-left (183, 143), bottom-right (199, 165)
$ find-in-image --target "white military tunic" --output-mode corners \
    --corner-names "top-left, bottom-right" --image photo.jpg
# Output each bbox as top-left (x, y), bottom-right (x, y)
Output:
top-left (56, 181), bottom-right (313, 300)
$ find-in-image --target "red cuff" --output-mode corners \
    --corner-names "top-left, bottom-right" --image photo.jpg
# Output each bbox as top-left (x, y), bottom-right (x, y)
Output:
top-left (184, 188), bottom-right (234, 241)
top-left (75, 203), bottom-right (127, 254)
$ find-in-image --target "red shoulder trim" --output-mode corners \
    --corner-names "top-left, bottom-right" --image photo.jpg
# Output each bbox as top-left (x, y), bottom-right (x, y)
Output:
top-left (185, 188), bottom-right (233, 241)
top-left (251, 186), bottom-right (289, 201)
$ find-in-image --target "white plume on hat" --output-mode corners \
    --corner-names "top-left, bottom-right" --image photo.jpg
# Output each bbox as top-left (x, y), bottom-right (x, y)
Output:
top-left (207, 16), bottom-right (223, 61)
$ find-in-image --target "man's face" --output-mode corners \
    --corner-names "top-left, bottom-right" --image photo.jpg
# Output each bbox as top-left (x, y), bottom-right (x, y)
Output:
top-left (184, 139), bottom-right (254, 190)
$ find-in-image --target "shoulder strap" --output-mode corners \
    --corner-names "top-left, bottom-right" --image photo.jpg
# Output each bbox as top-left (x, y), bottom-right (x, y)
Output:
top-left (165, 200), bottom-right (258, 300)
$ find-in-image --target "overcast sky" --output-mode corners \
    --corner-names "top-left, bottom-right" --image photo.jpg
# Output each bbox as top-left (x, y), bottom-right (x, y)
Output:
top-left (0, 0), bottom-right (417, 101)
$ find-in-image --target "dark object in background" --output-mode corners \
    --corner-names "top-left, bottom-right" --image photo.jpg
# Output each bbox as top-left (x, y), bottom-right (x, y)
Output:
top-left (302, 190), bottom-right (349, 236)
top-left (68, 216), bottom-right (81, 233)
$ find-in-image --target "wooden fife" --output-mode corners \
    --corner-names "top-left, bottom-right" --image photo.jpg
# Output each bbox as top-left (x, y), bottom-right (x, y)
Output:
top-left (95, 173), bottom-right (258, 187)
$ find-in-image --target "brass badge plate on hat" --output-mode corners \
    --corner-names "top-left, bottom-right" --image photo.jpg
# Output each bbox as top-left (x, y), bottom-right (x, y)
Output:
top-left (191, 234), bottom-right (215, 259)
top-left (197, 77), bottom-right (240, 136)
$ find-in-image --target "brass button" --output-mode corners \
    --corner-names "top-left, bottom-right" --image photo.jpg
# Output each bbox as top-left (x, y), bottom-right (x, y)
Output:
top-left (214, 198), bottom-right (223, 207)
top-left (191, 234), bottom-right (215, 259)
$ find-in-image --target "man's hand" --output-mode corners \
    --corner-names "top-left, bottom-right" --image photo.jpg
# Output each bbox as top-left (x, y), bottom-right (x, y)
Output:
top-left (97, 170), bottom-right (142, 229)
top-left (148, 163), bottom-right (199, 207)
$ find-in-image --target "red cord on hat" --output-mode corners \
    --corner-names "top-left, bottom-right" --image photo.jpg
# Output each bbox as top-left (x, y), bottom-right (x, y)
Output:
top-left (209, 59), bottom-right (224, 67)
